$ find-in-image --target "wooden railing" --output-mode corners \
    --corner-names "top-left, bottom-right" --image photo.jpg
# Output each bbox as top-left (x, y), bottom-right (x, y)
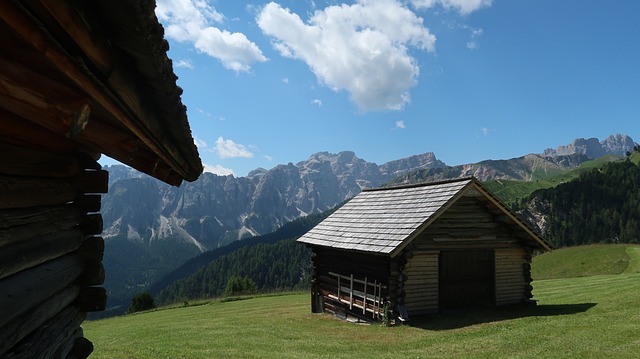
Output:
top-left (327, 272), bottom-right (386, 319)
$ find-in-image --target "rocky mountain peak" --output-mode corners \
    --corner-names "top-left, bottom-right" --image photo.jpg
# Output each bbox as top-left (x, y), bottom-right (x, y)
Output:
top-left (543, 134), bottom-right (636, 159)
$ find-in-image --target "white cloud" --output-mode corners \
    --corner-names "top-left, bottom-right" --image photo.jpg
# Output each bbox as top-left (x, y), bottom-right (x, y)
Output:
top-left (264, 155), bottom-right (273, 161)
top-left (257, 0), bottom-right (436, 112)
top-left (411, 0), bottom-right (492, 15)
top-left (175, 59), bottom-right (194, 69)
top-left (203, 163), bottom-right (235, 176)
top-left (193, 137), bottom-right (208, 149)
top-left (465, 26), bottom-right (483, 49)
top-left (395, 120), bottom-right (406, 129)
top-left (156, 0), bottom-right (267, 72)
top-left (312, 99), bottom-right (322, 107)
top-left (215, 137), bottom-right (253, 159)
top-left (282, 77), bottom-right (289, 84)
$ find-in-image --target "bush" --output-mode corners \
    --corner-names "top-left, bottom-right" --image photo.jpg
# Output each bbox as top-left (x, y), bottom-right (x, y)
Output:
top-left (128, 292), bottom-right (157, 313)
top-left (224, 276), bottom-right (257, 296)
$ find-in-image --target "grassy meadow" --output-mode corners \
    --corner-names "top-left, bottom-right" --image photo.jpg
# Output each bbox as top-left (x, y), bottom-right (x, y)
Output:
top-left (84, 245), bottom-right (640, 358)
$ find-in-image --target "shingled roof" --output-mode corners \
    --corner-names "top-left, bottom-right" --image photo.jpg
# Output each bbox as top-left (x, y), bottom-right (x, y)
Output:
top-left (298, 177), bottom-right (551, 256)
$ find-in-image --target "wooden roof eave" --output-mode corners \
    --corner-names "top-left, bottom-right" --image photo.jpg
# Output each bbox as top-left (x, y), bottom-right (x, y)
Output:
top-left (0, 0), bottom-right (202, 186)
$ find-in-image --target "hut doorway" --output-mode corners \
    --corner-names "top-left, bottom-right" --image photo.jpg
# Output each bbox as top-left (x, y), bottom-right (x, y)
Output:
top-left (439, 250), bottom-right (495, 310)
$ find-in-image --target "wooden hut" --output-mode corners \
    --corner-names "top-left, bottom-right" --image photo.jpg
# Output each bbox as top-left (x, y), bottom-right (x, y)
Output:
top-left (0, 1), bottom-right (202, 357)
top-left (298, 177), bottom-right (552, 322)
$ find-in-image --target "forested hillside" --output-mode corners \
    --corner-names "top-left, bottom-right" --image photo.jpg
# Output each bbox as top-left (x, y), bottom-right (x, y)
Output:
top-left (523, 155), bottom-right (640, 247)
top-left (152, 211), bottom-right (331, 304)
top-left (156, 238), bottom-right (312, 304)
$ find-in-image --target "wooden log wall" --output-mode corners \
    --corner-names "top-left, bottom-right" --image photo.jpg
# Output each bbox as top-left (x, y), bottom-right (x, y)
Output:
top-left (402, 251), bottom-right (439, 316)
top-left (494, 247), bottom-right (533, 306)
top-left (0, 143), bottom-right (106, 359)
top-left (310, 247), bottom-right (391, 322)
top-left (402, 195), bottom-right (535, 314)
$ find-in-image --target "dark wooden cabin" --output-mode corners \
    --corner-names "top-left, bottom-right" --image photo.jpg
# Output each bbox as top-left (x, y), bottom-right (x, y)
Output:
top-left (0, 1), bottom-right (202, 358)
top-left (298, 177), bottom-right (552, 323)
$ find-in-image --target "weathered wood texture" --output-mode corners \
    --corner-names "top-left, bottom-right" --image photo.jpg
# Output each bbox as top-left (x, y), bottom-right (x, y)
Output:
top-left (403, 252), bottom-right (439, 315)
top-left (494, 247), bottom-right (529, 306)
top-left (0, 144), bottom-right (106, 358)
top-left (310, 247), bottom-right (390, 321)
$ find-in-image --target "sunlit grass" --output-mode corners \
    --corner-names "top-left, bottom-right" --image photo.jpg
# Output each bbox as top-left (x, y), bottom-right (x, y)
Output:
top-left (84, 246), bottom-right (640, 358)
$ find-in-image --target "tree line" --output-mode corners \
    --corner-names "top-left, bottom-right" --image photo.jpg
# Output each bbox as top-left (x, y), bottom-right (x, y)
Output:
top-left (522, 158), bottom-right (640, 247)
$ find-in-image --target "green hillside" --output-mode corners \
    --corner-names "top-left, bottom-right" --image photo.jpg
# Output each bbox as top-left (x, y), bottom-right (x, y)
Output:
top-left (526, 159), bottom-right (640, 247)
top-left (532, 244), bottom-right (639, 280)
top-left (85, 245), bottom-right (640, 358)
top-left (484, 154), bottom-right (624, 206)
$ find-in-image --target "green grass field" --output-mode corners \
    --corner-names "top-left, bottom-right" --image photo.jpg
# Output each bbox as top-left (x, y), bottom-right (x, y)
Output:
top-left (84, 245), bottom-right (640, 358)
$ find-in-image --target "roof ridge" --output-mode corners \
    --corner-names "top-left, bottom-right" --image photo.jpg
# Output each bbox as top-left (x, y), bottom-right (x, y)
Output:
top-left (363, 176), bottom-right (476, 192)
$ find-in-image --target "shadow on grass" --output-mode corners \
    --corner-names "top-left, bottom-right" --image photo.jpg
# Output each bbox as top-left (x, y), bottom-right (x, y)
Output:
top-left (408, 302), bottom-right (597, 330)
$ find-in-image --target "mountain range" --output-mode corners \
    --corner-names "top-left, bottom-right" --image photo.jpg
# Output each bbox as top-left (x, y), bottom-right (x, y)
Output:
top-left (100, 133), bottom-right (637, 314)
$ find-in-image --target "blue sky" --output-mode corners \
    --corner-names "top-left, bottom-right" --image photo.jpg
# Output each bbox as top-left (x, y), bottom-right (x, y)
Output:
top-left (107, 0), bottom-right (639, 177)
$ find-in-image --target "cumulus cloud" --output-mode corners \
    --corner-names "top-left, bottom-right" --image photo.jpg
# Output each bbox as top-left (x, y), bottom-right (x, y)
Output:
top-left (215, 137), bottom-right (253, 159)
top-left (203, 163), bottom-right (235, 176)
top-left (411, 0), bottom-right (492, 15)
top-left (156, 0), bottom-right (267, 72)
top-left (312, 99), bottom-right (323, 107)
top-left (395, 120), bottom-right (406, 129)
top-left (257, 0), bottom-right (436, 112)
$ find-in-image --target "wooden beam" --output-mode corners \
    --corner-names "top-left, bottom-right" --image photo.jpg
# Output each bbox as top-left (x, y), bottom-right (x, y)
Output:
top-left (0, 228), bottom-right (84, 281)
top-left (0, 56), bottom-right (91, 138)
top-left (0, 143), bottom-right (80, 178)
top-left (35, 0), bottom-right (115, 74)
top-left (0, 108), bottom-right (77, 154)
top-left (0, 175), bottom-right (77, 209)
top-left (0, 1), bottom-right (192, 182)
top-left (0, 284), bottom-right (80, 356)
top-left (0, 204), bottom-right (81, 246)
top-left (74, 195), bottom-right (101, 213)
top-left (0, 304), bottom-right (87, 359)
top-left (73, 170), bottom-right (108, 194)
top-left (0, 253), bottom-right (85, 329)
top-left (74, 286), bottom-right (106, 312)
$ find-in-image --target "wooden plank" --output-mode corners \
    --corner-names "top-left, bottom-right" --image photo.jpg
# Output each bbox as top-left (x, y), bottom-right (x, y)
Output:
top-left (0, 0), bottom-right (193, 183)
top-left (64, 336), bottom-right (94, 359)
top-left (78, 213), bottom-right (103, 236)
top-left (36, 0), bottom-right (115, 73)
top-left (0, 175), bottom-right (77, 209)
top-left (0, 284), bottom-right (80, 355)
top-left (0, 254), bottom-right (85, 329)
top-left (0, 205), bottom-right (81, 245)
top-left (0, 227), bottom-right (83, 280)
top-left (0, 56), bottom-right (91, 139)
top-left (74, 286), bottom-right (107, 312)
top-left (73, 170), bottom-right (108, 194)
top-left (0, 108), bottom-right (77, 154)
top-left (0, 304), bottom-right (86, 359)
top-left (74, 195), bottom-right (101, 213)
top-left (0, 143), bottom-right (80, 178)
top-left (76, 237), bottom-right (105, 262)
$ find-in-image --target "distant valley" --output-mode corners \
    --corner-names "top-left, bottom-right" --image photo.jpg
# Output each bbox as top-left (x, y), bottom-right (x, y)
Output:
top-left (99, 133), bottom-right (637, 315)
